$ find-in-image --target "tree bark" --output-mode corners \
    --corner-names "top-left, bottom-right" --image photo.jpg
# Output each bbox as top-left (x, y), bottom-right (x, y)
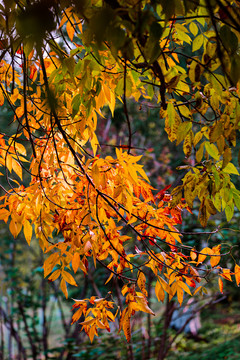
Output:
top-left (17, 301), bottom-right (38, 360)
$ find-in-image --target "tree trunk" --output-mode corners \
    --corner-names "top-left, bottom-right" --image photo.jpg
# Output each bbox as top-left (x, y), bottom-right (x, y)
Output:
top-left (0, 305), bottom-right (27, 360)
top-left (157, 298), bottom-right (175, 360)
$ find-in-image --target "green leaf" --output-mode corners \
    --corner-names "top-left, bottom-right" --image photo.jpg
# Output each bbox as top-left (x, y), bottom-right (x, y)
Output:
top-left (205, 142), bottom-right (220, 160)
top-left (71, 94), bottom-right (81, 118)
top-left (231, 189), bottom-right (240, 211)
top-left (167, 102), bottom-right (175, 127)
top-left (150, 22), bottom-right (163, 40)
top-left (222, 162), bottom-right (239, 175)
top-left (189, 22), bottom-right (198, 37)
top-left (183, 131), bottom-right (193, 158)
top-left (222, 147), bottom-right (232, 169)
top-left (192, 34), bottom-right (204, 52)
top-left (231, 54), bottom-right (240, 85)
top-left (225, 202), bottom-right (234, 222)
top-left (176, 121), bottom-right (192, 145)
top-left (220, 25), bottom-right (238, 54)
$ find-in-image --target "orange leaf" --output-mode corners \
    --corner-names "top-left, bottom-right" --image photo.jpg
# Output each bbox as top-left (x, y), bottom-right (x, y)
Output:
top-left (177, 286), bottom-right (184, 305)
top-left (89, 324), bottom-right (97, 343)
top-left (218, 277), bottom-right (223, 294)
top-left (210, 245), bottom-right (221, 267)
top-left (220, 268), bottom-right (232, 281)
top-left (72, 252), bottom-right (80, 273)
top-left (48, 269), bottom-right (61, 281)
top-left (193, 286), bottom-right (202, 295)
top-left (135, 295), bottom-right (155, 315)
top-left (105, 271), bottom-right (114, 284)
top-left (118, 308), bottom-right (127, 332)
top-left (60, 279), bottom-right (68, 298)
top-left (62, 270), bottom-right (77, 286)
top-left (197, 247), bottom-right (212, 264)
top-left (80, 317), bottom-right (95, 326)
top-left (23, 219), bottom-right (32, 245)
top-left (137, 271), bottom-right (148, 296)
top-left (210, 254), bottom-right (221, 268)
top-left (122, 312), bottom-right (131, 342)
top-left (155, 281), bottom-right (165, 302)
top-left (179, 281), bottom-right (192, 296)
top-left (9, 219), bottom-right (22, 238)
top-left (12, 159), bottom-right (22, 180)
top-left (43, 253), bottom-right (59, 278)
top-left (66, 21), bottom-right (75, 41)
top-left (0, 209), bottom-right (10, 223)
top-left (235, 264), bottom-right (240, 286)
top-left (190, 249), bottom-right (197, 261)
top-left (71, 307), bottom-right (83, 324)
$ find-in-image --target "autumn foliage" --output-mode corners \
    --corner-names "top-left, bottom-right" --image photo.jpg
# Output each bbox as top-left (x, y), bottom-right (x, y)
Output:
top-left (0, 0), bottom-right (240, 343)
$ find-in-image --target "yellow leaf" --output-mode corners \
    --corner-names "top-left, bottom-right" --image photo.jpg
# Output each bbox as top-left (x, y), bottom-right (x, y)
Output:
top-left (23, 219), bottom-right (32, 245)
top-left (167, 101), bottom-right (175, 128)
top-left (189, 22), bottom-right (198, 37)
top-left (222, 162), bottom-right (239, 175)
top-left (196, 142), bottom-right (204, 163)
top-left (222, 147), bottom-right (232, 169)
top-left (192, 34), bottom-right (204, 52)
top-left (176, 121), bottom-right (192, 146)
top-left (193, 131), bottom-right (203, 147)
